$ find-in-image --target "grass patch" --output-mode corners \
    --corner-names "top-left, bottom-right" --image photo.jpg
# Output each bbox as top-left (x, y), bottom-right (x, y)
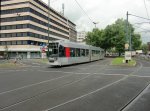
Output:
top-left (0, 62), bottom-right (21, 68)
top-left (111, 57), bottom-right (136, 66)
top-left (32, 59), bottom-right (49, 64)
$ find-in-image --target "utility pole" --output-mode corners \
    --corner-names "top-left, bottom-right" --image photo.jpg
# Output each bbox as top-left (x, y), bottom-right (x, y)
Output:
top-left (126, 11), bottom-right (129, 47)
top-left (47, 0), bottom-right (51, 57)
top-left (125, 11), bottom-right (132, 63)
top-left (129, 25), bottom-right (132, 51)
top-left (126, 11), bottom-right (132, 52)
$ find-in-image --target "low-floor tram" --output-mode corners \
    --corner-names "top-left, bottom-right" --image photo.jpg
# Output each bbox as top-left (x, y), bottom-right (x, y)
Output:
top-left (47, 40), bottom-right (105, 66)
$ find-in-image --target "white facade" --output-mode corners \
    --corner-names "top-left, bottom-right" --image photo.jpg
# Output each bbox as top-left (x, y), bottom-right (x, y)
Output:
top-left (77, 31), bottom-right (87, 43)
top-left (0, 0), bottom-right (76, 59)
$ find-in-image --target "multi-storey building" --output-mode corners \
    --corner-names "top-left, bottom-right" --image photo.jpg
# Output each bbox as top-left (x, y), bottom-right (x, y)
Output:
top-left (0, 0), bottom-right (77, 59)
top-left (77, 31), bottom-right (86, 43)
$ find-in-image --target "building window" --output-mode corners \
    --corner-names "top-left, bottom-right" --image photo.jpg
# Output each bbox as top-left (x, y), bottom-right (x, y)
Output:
top-left (17, 33), bottom-right (22, 37)
top-left (1, 26), bottom-right (6, 30)
top-left (12, 41), bottom-right (16, 45)
top-left (17, 41), bottom-right (22, 45)
top-left (17, 16), bottom-right (23, 21)
top-left (22, 32), bottom-right (27, 37)
top-left (12, 17), bottom-right (17, 21)
top-left (1, 34), bottom-right (5, 38)
top-left (17, 24), bottom-right (22, 29)
top-left (7, 41), bottom-right (11, 45)
top-left (6, 26), bottom-right (11, 29)
top-left (22, 41), bottom-right (28, 45)
top-left (12, 25), bottom-right (17, 29)
top-left (2, 42), bottom-right (6, 45)
top-left (22, 24), bottom-right (28, 28)
top-left (12, 33), bottom-right (17, 37)
top-left (6, 33), bottom-right (11, 38)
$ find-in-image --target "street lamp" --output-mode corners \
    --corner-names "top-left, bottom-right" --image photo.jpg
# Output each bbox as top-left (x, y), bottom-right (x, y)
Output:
top-left (93, 22), bottom-right (99, 28)
top-left (47, 0), bottom-right (51, 57)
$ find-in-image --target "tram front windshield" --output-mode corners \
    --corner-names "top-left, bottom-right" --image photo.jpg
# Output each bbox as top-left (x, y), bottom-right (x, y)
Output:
top-left (48, 43), bottom-right (58, 58)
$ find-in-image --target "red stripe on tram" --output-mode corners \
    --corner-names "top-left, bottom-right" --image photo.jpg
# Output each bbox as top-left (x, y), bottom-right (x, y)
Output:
top-left (65, 47), bottom-right (70, 58)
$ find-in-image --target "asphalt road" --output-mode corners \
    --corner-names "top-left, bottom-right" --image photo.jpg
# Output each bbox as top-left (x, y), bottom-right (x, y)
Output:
top-left (0, 58), bottom-right (150, 111)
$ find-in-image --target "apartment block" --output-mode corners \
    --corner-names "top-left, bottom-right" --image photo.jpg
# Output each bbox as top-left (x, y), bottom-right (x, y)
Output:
top-left (77, 31), bottom-right (86, 43)
top-left (0, 0), bottom-right (77, 59)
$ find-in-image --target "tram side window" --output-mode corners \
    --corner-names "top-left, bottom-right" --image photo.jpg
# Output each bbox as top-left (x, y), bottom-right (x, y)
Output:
top-left (92, 50), bottom-right (94, 56)
top-left (76, 48), bottom-right (80, 57)
top-left (102, 51), bottom-right (104, 55)
top-left (96, 51), bottom-right (98, 54)
top-left (81, 49), bottom-right (85, 57)
top-left (92, 50), bottom-right (96, 56)
top-left (96, 50), bottom-right (100, 54)
top-left (86, 49), bottom-right (89, 56)
top-left (99, 51), bottom-right (100, 54)
top-left (70, 48), bottom-right (75, 57)
top-left (59, 45), bottom-right (65, 57)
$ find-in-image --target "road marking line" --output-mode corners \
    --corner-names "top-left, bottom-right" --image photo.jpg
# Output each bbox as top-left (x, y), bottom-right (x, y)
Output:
top-left (39, 70), bottom-right (90, 75)
top-left (32, 63), bottom-right (41, 65)
top-left (131, 75), bottom-right (150, 78)
top-left (62, 72), bottom-right (75, 74)
top-left (128, 62), bottom-right (143, 76)
top-left (38, 70), bottom-right (128, 76)
top-left (0, 74), bottom-right (72, 95)
top-left (0, 74), bottom-right (92, 110)
top-left (38, 70), bottom-right (122, 76)
top-left (105, 69), bottom-right (134, 71)
top-left (94, 73), bottom-right (127, 76)
top-left (139, 59), bottom-right (150, 64)
top-left (38, 70), bottom-right (62, 73)
top-left (31, 66), bottom-right (41, 67)
top-left (121, 83), bottom-right (150, 111)
top-left (0, 70), bottom-right (28, 74)
top-left (44, 76), bottom-right (127, 111)
top-left (142, 67), bottom-right (150, 68)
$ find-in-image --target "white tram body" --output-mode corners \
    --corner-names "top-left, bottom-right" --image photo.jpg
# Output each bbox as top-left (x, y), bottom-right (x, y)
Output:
top-left (48, 40), bottom-right (105, 66)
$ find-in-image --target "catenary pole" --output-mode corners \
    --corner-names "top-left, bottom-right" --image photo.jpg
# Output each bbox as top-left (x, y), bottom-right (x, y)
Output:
top-left (126, 11), bottom-right (129, 47)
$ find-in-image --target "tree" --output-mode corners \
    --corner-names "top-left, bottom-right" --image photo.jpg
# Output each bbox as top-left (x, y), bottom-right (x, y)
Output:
top-left (132, 33), bottom-right (142, 50)
top-left (101, 25), bottom-right (115, 51)
top-left (142, 44), bottom-right (148, 54)
top-left (85, 18), bottom-right (142, 56)
top-left (109, 19), bottom-right (126, 56)
top-left (85, 28), bottom-right (104, 47)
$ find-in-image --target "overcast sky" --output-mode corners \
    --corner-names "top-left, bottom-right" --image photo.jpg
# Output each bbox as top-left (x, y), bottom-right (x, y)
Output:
top-left (42, 0), bottom-right (150, 43)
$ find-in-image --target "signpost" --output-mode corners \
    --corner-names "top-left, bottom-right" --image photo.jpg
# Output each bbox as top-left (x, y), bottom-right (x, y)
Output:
top-left (40, 45), bottom-right (47, 59)
top-left (125, 51), bottom-right (131, 63)
top-left (125, 43), bottom-right (129, 50)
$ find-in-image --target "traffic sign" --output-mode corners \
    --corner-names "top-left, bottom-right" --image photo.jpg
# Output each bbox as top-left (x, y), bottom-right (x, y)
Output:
top-left (125, 43), bottom-right (129, 50)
